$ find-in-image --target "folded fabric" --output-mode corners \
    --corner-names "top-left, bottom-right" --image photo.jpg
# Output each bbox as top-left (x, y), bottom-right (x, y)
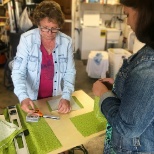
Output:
top-left (94, 53), bottom-right (103, 65)
top-left (0, 119), bottom-right (23, 154)
top-left (47, 96), bottom-right (83, 111)
top-left (3, 104), bottom-right (62, 154)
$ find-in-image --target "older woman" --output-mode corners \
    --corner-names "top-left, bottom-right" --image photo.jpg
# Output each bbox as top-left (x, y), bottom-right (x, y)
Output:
top-left (12, 0), bottom-right (76, 114)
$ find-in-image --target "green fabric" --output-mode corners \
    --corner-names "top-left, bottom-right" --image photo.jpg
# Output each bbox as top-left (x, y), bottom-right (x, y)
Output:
top-left (16, 104), bottom-right (62, 154)
top-left (94, 97), bottom-right (116, 153)
top-left (3, 105), bottom-right (62, 154)
top-left (0, 119), bottom-right (23, 154)
top-left (3, 108), bottom-right (10, 122)
top-left (72, 96), bottom-right (84, 108)
top-left (0, 142), bottom-right (16, 154)
top-left (94, 96), bottom-right (106, 122)
top-left (70, 97), bottom-right (107, 137)
top-left (47, 96), bottom-right (83, 112)
top-left (46, 101), bottom-right (52, 112)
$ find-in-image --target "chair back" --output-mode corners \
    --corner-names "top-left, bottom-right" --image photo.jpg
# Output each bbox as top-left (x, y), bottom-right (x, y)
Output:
top-left (9, 32), bottom-right (22, 58)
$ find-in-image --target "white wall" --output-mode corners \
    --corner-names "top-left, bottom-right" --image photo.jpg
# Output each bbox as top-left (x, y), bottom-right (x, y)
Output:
top-left (74, 2), bottom-right (128, 52)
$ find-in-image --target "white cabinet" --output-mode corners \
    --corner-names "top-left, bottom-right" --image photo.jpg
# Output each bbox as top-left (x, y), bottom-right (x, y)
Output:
top-left (79, 26), bottom-right (106, 59)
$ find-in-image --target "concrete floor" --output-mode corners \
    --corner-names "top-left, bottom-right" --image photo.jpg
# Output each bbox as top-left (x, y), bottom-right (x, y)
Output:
top-left (0, 53), bottom-right (105, 154)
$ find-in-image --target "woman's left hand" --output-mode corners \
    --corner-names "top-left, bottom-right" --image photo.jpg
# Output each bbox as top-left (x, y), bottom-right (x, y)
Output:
top-left (92, 80), bottom-right (109, 97)
top-left (58, 99), bottom-right (71, 113)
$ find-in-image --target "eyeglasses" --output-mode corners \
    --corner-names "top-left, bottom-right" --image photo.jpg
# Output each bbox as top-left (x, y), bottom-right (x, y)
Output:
top-left (39, 26), bottom-right (60, 33)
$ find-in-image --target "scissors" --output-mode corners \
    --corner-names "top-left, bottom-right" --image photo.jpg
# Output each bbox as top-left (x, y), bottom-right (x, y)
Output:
top-left (34, 109), bottom-right (60, 120)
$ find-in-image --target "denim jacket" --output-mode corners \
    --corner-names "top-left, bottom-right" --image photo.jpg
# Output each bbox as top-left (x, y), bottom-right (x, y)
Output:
top-left (100, 46), bottom-right (154, 153)
top-left (12, 28), bottom-right (76, 103)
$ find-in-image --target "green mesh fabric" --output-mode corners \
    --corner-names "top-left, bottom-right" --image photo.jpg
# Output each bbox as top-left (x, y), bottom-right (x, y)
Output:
top-left (70, 96), bottom-right (107, 137)
top-left (3, 105), bottom-right (62, 154)
top-left (16, 104), bottom-right (62, 154)
top-left (0, 119), bottom-right (23, 154)
top-left (46, 100), bottom-right (52, 112)
top-left (94, 96), bottom-right (106, 122)
top-left (72, 96), bottom-right (84, 108)
top-left (0, 142), bottom-right (16, 154)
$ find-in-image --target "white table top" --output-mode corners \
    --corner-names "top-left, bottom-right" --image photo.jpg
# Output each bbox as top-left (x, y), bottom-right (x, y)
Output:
top-left (34, 90), bottom-right (106, 154)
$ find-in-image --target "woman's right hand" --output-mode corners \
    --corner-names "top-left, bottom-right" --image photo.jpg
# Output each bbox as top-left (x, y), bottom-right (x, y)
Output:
top-left (92, 80), bottom-right (109, 97)
top-left (21, 98), bottom-right (35, 113)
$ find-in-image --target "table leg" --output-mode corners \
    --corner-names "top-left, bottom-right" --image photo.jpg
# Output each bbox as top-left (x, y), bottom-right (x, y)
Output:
top-left (69, 144), bottom-right (88, 154)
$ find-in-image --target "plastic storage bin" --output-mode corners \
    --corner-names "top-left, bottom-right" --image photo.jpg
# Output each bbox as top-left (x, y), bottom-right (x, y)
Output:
top-left (106, 28), bottom-right (121, 44)
top-left (108, 48), bottom-right (132, 79)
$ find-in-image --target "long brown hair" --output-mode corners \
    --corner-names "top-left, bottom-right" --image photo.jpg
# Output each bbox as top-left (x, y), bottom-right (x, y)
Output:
top-left (120, 0), bottom-right (154, 48)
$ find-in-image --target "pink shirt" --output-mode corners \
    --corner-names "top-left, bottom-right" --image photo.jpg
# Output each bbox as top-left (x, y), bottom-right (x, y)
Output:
top-left (38, 44), bottom-right (54, 99)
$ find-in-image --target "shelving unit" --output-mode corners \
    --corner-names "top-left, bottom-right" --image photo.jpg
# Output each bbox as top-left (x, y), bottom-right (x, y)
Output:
top-left (0, 17), bottom-right (8, 27)
top-left (3, 0), bottom-right (10, 5)
top-left (0, 14), bottom-right (8, 65)
top-left (0, 16), bottom-right (8, 19)
top-left (0, 23), bottom-right (5, 26)
top-left (0, 0), bottom-right (10, 6)
top-left (0, 0), bottom-right (23, 33)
